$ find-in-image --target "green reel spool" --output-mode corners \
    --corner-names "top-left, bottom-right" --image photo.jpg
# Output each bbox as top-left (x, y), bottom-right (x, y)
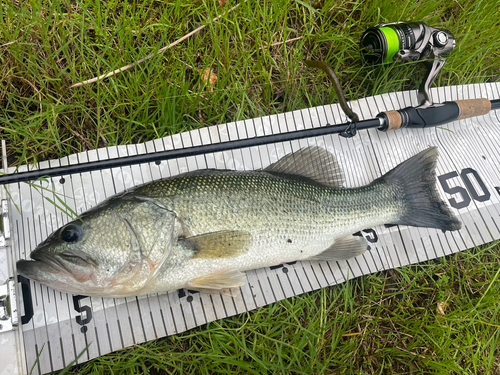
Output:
top-left (360, 21), bottom-right (455, 65)
top-left (378, 27), bottom-right (400, 63)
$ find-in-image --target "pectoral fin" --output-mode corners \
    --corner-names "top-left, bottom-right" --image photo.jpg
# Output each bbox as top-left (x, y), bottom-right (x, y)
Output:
top-left (309, 236), bottom-right (368, 261)
top-left (180, 230), bottom-right (252, 259)
top-left (187, 269), bottom-right (247, 292)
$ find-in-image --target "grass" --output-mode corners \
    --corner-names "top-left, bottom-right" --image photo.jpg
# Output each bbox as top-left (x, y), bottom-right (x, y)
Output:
top-left (67, 242), bottom-right (500, 374)
top-left (1, 0), bottom-right (500, 373)
top-left (1, 0), bottom-right (499, 165)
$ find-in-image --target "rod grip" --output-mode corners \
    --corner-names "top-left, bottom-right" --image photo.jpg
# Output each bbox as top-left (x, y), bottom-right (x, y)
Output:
top-left (455, 98), bottom-right (491, 120)
top-left (382, 110), bottom-right (402, 131)
top-left (378, 98), bottom-right (492, 131)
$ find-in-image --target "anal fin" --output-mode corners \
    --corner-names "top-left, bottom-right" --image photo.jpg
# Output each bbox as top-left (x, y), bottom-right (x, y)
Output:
top-left (308, 236), bottom-right (368, 261)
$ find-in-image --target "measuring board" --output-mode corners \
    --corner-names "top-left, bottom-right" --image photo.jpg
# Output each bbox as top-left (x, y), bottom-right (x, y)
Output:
top-left (1, 83), bottom-right (500, 374)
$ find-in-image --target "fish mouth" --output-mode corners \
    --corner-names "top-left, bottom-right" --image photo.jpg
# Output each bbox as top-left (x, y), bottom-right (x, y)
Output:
top-left (16, 251), bottom-right (76, 285)
top-left (17, 249), bottom-right (105, 295)
top-left (31, 251), bottom-right (67, 271)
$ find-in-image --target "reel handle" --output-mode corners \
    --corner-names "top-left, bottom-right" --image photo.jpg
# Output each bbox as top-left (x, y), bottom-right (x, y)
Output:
top-left (378, 98), bottom-right (492, 131)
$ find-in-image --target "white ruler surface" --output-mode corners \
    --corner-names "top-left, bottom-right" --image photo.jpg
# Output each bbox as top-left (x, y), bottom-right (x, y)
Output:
top-left (4, 83), bottom-right (500, 374)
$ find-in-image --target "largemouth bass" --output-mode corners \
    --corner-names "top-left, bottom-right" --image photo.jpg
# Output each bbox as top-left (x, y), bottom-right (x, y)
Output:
top-left (17, 146), bottom-right (461, 297)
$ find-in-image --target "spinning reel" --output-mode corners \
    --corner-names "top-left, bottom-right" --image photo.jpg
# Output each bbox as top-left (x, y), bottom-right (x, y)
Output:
top-left (360, 21), bottom-right (456, 108)
top-left (305, 21), bottom-right (460, 137)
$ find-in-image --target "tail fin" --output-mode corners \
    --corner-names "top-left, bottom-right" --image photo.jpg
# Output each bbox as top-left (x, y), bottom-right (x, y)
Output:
top-left (379, 147), bottom-right (461, 232)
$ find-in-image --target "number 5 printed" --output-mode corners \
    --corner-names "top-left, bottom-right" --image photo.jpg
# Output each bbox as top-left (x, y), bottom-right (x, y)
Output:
top-left (73, 295), bottom-right (93, 333)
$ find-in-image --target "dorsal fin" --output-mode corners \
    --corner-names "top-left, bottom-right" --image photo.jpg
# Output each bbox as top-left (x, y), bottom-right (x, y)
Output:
top-left (264, 146), bottom-right (345, 188)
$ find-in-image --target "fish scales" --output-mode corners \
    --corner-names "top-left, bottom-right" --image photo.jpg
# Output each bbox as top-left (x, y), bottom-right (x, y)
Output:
top-left (16, 147), bottom-right (461, 297)
top-left (130, 171), bottom-right (404, 293)
top-left (138, 170), bottom-right (403, 244)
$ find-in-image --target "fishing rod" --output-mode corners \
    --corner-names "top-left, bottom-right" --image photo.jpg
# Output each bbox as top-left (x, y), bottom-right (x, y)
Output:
top-left (0, 21), bottom-right (498, 186)
top-left (1, 96), bottom-right (498, 186)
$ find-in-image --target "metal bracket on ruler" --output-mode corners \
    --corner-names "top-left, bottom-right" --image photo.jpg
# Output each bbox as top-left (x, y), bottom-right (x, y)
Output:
top-left (0, 138), bottom-right (18, 334)
top-left (0, 199), bottom-right (17, 333)
top-left (0, 140), bottom-right (27, 375)
top-left (0, 279), bottom-right (18, 332)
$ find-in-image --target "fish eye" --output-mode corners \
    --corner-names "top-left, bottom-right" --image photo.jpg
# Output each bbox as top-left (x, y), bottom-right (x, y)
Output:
top-left (60, 224), bottom-right (82, 243)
